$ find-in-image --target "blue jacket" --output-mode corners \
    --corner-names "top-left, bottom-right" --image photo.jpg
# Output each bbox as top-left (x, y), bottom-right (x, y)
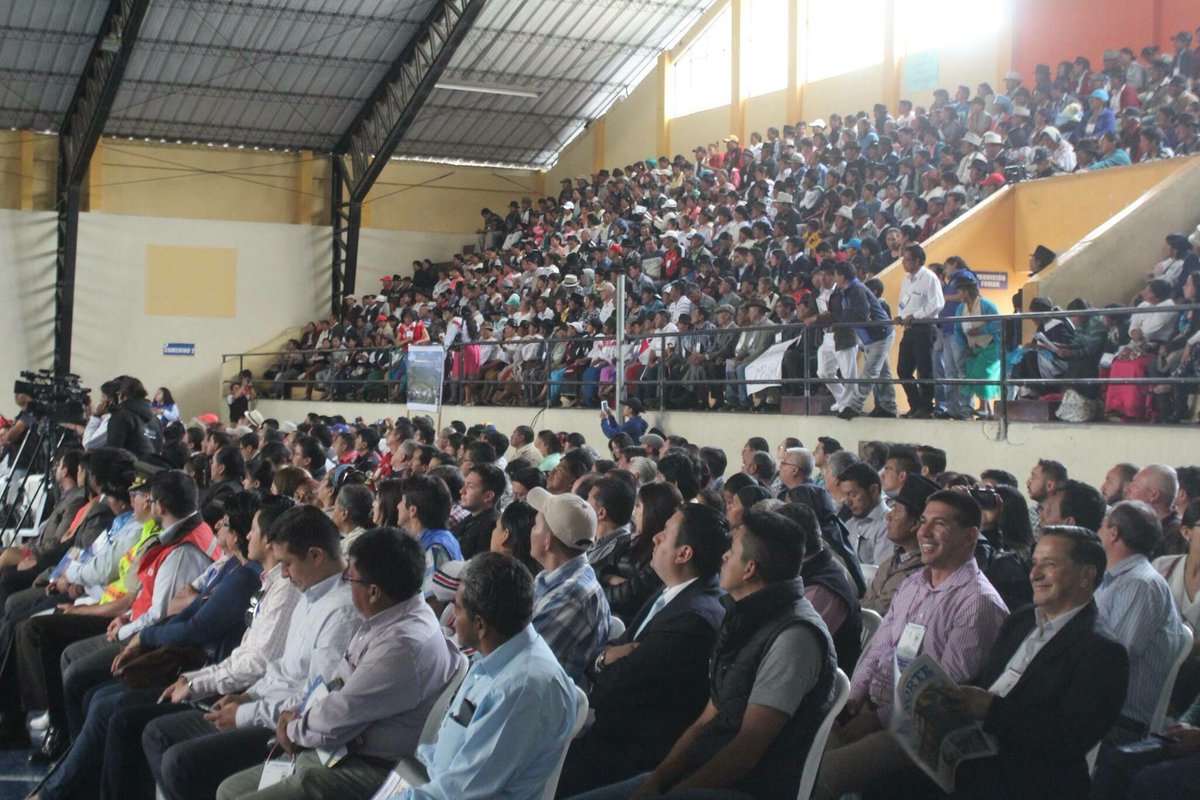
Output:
top-left (420, 528), bottom-right (463, 562)
top-left (140, 558), bottom-right (263, 662)
top-left (838, 278), bottom-right (890, 344)
top-left (601, 413), bottom-right (648, 443)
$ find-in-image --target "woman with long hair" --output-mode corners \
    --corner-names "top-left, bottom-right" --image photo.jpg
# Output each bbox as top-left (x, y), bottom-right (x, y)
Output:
top-left (490, 500), bottom-right (541, 576)
top-left (602, 482), bottom-right (683, 622)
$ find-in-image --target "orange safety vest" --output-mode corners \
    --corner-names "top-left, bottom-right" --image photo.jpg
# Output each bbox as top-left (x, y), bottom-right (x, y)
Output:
top-left (130, 517), bottom-right (220, 620)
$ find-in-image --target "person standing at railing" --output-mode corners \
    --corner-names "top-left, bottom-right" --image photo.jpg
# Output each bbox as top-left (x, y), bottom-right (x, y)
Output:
top-left (895, 244), bottom-right (945, 418)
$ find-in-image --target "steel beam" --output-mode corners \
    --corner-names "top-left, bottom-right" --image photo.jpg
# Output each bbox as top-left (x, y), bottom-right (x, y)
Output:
top-left (55, 0), bottom-right (150, 375)
top-left (329, 0), bottom-right (486, 308)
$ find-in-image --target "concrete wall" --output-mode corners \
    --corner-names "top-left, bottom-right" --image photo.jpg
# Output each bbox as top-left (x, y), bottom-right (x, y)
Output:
top-left (1031, 157), bottom-right (1200, 307)
top-left (252, 398), bottom-right (1193, 493)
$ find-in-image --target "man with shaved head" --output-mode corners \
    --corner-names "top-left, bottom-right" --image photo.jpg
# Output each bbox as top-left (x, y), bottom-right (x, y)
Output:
top-left (1124, 464), bottom-right (1184, 555)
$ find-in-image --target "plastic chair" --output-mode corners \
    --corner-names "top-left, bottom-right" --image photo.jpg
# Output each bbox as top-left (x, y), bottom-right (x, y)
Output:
top-left (420, 653), bottom-right (470, 745)
top-left (1150, 622), bottom-right (1194, 734)
top-left (540, 685), bottom-right (590, 800)
top-left (796, 668), bottom-right (851, 800)
top-left (860, 608), bottom-right (883, 653)
top-left (860, 563), bottom-right (878, 584)
top-left (607, 616), bottom-right (626, 642)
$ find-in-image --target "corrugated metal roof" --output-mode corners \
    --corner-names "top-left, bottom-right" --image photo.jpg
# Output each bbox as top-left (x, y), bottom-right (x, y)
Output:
top-left (0, 0), bottom-right (714, 168)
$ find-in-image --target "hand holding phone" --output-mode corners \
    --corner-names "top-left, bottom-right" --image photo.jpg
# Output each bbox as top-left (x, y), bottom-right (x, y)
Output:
top-left (601, 400), bottom-right (611, 415)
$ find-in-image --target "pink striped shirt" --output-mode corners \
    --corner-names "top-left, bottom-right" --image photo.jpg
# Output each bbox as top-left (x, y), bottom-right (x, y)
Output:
top-left (849, 556), bottom-right (1009, 725)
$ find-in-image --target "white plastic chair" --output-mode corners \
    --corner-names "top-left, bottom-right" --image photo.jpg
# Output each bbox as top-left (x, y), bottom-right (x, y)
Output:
top-left (420, 653), bottom-right (470, 745)
top-left (859, 608), bottom-right (883, 653)
top-left (540, 685), bottom-right (590, 800)
top-left (13, 473), bottom-right (48, 541)
top-left (796, 668), bottom-right (851, 800)
top-left (860, 563), bottom-right (878, 584)
top-left (607, 616), bottom-right (626, 642)
top-left (1150, 622), bottom-right (1194, 734)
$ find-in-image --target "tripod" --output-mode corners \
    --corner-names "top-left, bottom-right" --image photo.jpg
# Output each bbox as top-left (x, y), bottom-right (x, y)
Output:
top-left (0, 417), bottom-right (70, 548)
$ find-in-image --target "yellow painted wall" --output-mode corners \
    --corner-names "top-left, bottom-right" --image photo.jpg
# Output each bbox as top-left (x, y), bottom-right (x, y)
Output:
top-left (605, 64), bottom-right (662, 167)
top-left (743, 90), bottom-right (787, 140)
top-left (1012, 159), bottom-right (1186, 275)
top-left (545, 127), bottom-right (596, 190)
top-left (1031, 157), bottom-right (1200, 307)
top-left (668, 105), bottom-right (733, 159)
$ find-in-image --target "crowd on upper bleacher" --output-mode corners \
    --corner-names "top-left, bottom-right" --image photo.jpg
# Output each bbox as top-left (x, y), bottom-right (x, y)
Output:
top-left (245, 32), bottom-right (1200, 424)
top-left (2, 375), bottom-right (1199, 799)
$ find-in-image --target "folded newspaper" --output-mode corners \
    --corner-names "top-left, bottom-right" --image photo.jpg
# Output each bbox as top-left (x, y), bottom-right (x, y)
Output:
top-left (891, 654), bottom-right (999, 793)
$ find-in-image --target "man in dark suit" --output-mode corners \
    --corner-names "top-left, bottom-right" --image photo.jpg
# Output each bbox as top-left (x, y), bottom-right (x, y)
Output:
top-left (874, 525), bottom-right (1129, 800)
top-left (555, 504), bottom-right (729, 798)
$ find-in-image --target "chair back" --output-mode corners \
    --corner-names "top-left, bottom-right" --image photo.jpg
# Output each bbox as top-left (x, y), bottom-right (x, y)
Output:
top-left (1150, 622), bottom-right (1194, 734)
top-left (860, 563), bottom-right (878, 584)
top-left (420, 653), bottom-right (470, 746)
top-left (796, 668), bottom-right (851, 800)
top-left (607, 615), bottom-right (626, 642)
top-left (540, 685), bottom-right (590, 800)
top-left (860, 608), bottom-right (883, 652)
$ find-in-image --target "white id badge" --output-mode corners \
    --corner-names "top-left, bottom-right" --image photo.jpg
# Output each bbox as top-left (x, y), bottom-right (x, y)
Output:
top-left (258, 757), bottom-right (295, 790)
top-left (988, 668), bottom-right (1022, 698)
top-left (895, 622), bottom-right (926, 672)
top-left (369, 771), bottom-right (412, 800)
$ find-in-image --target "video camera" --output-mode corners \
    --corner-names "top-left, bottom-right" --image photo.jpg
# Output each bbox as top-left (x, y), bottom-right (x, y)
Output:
top-left (14, 370), bottom-right (89, 425)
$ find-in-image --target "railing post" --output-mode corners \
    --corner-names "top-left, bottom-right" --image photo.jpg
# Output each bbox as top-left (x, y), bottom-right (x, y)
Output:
top-left (998, 314), bottom-right (1009, 440)
top-left (658, 332), bottom-right (666, 412)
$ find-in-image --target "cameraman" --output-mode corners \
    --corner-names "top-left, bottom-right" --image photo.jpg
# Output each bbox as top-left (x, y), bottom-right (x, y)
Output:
top-left (106, 376), bottom-right (163, 457)
top-left (3, 380), bottom-right (42, 480)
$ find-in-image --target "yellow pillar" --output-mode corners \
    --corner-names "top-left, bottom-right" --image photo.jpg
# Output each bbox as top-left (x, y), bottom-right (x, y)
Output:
top-left (592, 118), bottom-right (606, 174)
top-left (85, 140), bottom-right (103, 212)
top-left (729, 0), bottom-right (744, 140)
top-left (295, 149), bottom-right (313, 225)
top-left (18, 136), bottom-right (35, 211)
top-left (534, 170), bottom-right (546, 198)
top-left (657, 52), bottom-right (671, 155)
top-left (786, 0), bottom-right (802, 125)
top-left (883, 0), bottom-right (900, 112)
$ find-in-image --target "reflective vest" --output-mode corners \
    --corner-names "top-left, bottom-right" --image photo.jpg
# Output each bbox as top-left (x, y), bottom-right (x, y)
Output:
top-left (99, 520), bottom-right (160, 605)
top-left (130, 516), bottom-right (220, 620)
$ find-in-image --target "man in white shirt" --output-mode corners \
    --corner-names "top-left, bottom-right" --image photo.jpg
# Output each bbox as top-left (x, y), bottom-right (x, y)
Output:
top-left (143, 505), bottom-right (360, 800)
top-left (838, 463), bottom-right (892, 566)
top-left (1127, 279), bottom-right (1178, 345)
top-left (894, 244), bottom-right (945, 418)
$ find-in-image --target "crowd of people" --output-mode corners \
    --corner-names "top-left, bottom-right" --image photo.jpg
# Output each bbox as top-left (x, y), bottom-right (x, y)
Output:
top-left (0, 368), bottom-right (1198, 799)
top-left (242, 39), bottom-right (1200, 422)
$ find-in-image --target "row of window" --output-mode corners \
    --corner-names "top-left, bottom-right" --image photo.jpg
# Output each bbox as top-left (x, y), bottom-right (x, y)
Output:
top-left (672, 0), bottom-right (996, 118)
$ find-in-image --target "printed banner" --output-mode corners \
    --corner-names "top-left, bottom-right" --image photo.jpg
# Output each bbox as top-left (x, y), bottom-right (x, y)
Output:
top-left (407, 346), bottom-right (446, 413)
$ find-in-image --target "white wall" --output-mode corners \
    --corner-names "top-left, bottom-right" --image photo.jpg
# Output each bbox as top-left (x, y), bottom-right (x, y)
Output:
top-left (253, 399), bottom-right (1191, 493)
top-left (0, 211), bottom-right (56, 392)
top-left (2, 208), bottom-right (471, 421)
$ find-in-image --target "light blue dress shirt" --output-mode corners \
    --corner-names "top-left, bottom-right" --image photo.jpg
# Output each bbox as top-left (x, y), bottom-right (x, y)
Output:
top-left (402, 624), bottom-right (575, 800)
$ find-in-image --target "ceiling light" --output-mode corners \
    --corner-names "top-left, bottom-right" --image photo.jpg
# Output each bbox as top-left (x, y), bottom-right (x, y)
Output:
top-left (436, 81), bottom-right (539, 99)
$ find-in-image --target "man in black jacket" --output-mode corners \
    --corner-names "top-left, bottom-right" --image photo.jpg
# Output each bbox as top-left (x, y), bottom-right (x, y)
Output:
top-left (873, 525), bottom-right (1128, 800)
top-left (557, 503), bottom-right (728, 798)
top-left (106, 376), bottom-right (162, 457)
top-left (568, 509), bottom-right (836, 800)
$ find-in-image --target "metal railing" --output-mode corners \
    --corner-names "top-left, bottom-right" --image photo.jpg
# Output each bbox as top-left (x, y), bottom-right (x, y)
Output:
top-left (223, 302), bottom-right (1200, 433)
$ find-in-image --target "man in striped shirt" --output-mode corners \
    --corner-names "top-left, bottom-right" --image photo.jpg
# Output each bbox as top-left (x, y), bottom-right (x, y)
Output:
top-left (527, 487), bottom-right (611, 689)
top-left (816, 489), bottom-right (1009, 800)
top-left (1096, 500), bottom-right (1189, 740)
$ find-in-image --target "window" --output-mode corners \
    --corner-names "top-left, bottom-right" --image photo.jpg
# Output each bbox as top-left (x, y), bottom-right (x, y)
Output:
top-left (743, 0), bottom-right (789, 97)
top-left (898, 0), bottom-right (1000, 55)
top-left (804, 0), bottom-right (885, 82)
top-left (671, 6), bottom-right (732, 118)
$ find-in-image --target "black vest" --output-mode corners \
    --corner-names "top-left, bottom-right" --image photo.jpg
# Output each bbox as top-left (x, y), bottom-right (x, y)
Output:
top-left (801, 548), bottom-right (864, 673)
top-left (689, 579), bottom-right (836, 800)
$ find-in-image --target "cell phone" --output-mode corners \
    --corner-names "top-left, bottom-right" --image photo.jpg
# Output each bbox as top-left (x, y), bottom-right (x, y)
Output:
top-left (600, 400), bottom-right (611, 415)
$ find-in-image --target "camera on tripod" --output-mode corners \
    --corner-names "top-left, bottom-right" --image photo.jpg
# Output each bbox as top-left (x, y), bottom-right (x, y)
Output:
top-left (15, 370), bottom-right (89, 425)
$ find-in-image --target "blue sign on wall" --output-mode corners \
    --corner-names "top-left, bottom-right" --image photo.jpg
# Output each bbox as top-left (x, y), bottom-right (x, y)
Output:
top-left (163, 342), bottom-right (196, 356)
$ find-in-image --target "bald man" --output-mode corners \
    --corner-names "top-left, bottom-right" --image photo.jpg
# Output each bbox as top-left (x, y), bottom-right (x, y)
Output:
top-left (1124, 465), bottom-right (1184, 555)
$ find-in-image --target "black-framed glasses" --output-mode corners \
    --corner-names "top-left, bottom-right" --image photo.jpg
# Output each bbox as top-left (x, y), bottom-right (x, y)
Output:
top-left (341, 569), bottom-right (370, 585)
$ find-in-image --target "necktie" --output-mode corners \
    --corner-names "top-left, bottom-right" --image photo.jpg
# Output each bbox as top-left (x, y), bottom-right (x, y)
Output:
top-left (634, 590), bottom-right (669, 639)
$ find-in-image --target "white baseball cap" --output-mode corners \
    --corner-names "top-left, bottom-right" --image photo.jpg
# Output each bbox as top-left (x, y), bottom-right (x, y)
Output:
top-left (527, 487), bottom-right (597, 550)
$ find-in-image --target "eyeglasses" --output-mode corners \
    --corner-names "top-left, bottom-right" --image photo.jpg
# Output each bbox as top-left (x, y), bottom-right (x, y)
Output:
top-left (341, 569), bottom-right (370, 585)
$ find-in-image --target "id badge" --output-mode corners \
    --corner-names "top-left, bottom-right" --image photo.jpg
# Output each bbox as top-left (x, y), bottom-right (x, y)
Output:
top-left (258, 757), bottom-right (295, 790)
top-left (988, 668), bottom-right (1022, 698)
top-left (368, 772), bottom-right (412, 800)
top-left (895, 622), bottom-right (926, 672)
